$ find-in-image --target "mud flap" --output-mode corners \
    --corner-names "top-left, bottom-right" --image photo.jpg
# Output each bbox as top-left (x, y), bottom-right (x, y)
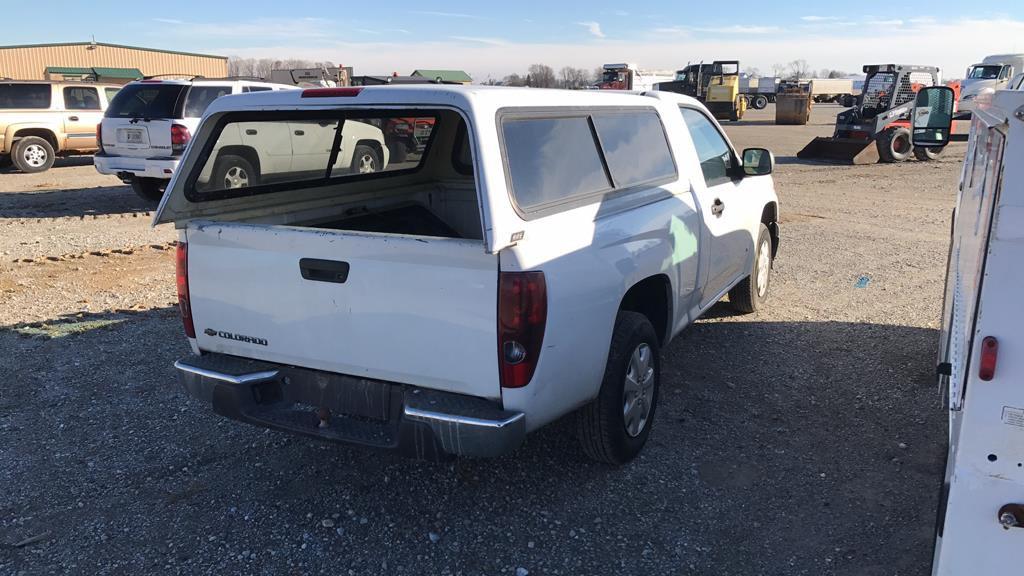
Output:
top-left (797, 137), bottom-right (880, 165)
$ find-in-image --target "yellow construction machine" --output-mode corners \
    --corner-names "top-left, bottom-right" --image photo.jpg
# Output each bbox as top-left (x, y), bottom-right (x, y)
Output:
top-left (656, 60), bottom-right (747, 121)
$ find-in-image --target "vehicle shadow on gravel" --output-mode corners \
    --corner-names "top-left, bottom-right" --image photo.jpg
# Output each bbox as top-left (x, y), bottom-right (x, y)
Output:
top-left (0, 185), bottom-right (156, 219)
top-left (1, 308), bottom-right (945, 575)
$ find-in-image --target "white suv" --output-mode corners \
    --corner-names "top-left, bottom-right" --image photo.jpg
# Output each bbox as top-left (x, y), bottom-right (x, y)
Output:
top-left (95, 78), bottom-right (298, 200)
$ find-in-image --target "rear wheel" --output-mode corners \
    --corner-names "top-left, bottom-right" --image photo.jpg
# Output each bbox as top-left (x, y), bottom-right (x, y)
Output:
top-left (352, 145), bottom-right (380, 174)
top-left (12, 136), bottom-right (55, 173)
top-left (211, 154), bottom-right (259, 190)
top-left (877, 127), bottom-right (912, 163)
top-left (752, 95), bottom-right (769, 109)
top-left (131, 177), bottom-right (167, 202)
top-left (729, 224), bottom-right (773, 314)
top-left (913, 146), bottom-right (945, 161)
top-left (387, 140), bottom-right (408, 164)
top-left (577, 311), bottom-right (661, 465)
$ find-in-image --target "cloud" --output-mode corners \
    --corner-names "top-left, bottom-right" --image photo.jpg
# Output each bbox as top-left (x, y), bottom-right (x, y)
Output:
top-left (152, 17), bottom-right (183, 24)
top-left (656, 24), bottom-right (779, 35)
top-left (355, 28), bottom-right (381, 35)
top-left (209, 17), bottom-right (1024, 83)
top-left (865, 19), bottom-right (905, 26)
top-left (409, 10), bottom-right (489, 20)
top-left (449, 36), bottom-right (508, 46)
top-left (578, 21), bottom-right (605, 38)
top-left (801, 16), bottom-right (840, 22)
top-left (160, 17), bottom-right (336, 40)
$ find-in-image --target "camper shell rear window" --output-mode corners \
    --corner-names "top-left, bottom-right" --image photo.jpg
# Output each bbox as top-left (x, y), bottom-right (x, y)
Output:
top-left (0, 84), bottom-right (51, 109)
top-left (184, 109), bottom-right (445, 203)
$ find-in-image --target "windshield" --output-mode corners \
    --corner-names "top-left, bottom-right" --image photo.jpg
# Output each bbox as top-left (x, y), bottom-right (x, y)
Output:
top-left (602, 70), bottom-right (625, 83)
top-left (106, 83), bottom-right (186, 119)
top-left (968, 65), bottom-right (1002, 80)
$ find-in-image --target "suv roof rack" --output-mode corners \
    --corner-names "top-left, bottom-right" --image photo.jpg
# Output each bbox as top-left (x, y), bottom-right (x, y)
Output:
top-left (189, 75), bottom-right (266, 82)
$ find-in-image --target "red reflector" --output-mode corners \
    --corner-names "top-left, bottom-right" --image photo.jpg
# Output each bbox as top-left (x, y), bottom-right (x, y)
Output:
top-left (96, 123), bottom-right (103, 153)
top-left (176, 242), bottom-right (196, 338)
top-left (979, 336), bottom-right (998, 381)
top-left (301, 87), bottom-right (363, 98)
top-left (498, 271), bottom-right (547, 388)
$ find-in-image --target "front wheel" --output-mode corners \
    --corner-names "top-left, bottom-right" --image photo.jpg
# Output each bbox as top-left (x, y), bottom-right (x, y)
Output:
top-left (130, 177), bottom-right (167, 202)
top-left (729, 223), bottom-right (773, 313)
top-left (877, 127), bottom-right (912, 163)
top-left (913, 146), bottom-right (945, 161)
top-left (577, 311), bottom-right (661, 465)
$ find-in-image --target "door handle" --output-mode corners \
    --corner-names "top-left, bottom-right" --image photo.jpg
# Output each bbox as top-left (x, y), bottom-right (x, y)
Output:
top-left (68, 116), bottom-right (79, 121)
top-left (711, 198), bottom-right (725, 217)
top-left (245, 129), bottom-right (258, 136)
top-left (299, 258), bottom-right (350, 284)
top-left (293, 130), bottom-right (305, 136)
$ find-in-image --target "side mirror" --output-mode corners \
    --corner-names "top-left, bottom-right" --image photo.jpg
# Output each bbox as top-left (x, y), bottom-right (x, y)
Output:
top-left (912, 86), bottom-right (955, 148)
top-left (742, 147), bottom-right (774, 176)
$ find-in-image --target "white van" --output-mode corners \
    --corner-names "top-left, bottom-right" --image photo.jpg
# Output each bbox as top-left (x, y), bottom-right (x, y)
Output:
top-left (912, 87), bottom-right (1024, 573)
top-left (159, 85), bottom-right (781, 463)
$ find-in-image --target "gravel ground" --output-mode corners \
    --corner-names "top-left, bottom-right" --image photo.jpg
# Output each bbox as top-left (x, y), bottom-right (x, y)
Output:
top-left (1, 105), bottom-right (959, 575)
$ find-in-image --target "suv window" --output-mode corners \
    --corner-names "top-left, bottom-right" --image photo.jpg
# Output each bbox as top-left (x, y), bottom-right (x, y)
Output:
top-left (242, 86), bottom-right (272, 93)
top-left (183, 85), bottom-right (232, 118)
top-left (592, 111), bottom-right (675, 189)
top-left (502, 116), bottom-right (611, 210)
top-left (0, 84), bottom-right (51, 109)
top-left (679, 107), bottom-right (734, 187)
top-left (63, 86), bottom-right (100, 110)
top-left (104, 87), bottom-right (120, 103)
top-left (107, 83), bottom-right (187, 119)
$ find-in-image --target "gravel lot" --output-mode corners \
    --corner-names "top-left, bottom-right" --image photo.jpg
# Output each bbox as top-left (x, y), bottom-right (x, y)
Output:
top-left (1, 104), bottom-right (959, 575)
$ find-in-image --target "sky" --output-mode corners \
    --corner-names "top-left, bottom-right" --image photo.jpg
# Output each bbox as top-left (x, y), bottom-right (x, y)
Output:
top-left (3, 1), bottom-right (1024, 80)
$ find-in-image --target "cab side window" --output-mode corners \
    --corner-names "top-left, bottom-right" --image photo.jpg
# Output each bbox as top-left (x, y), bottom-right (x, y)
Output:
top-left (679, 107), bottom-right (734, 187)
top-left (63, 86), bottom-right (100, 110)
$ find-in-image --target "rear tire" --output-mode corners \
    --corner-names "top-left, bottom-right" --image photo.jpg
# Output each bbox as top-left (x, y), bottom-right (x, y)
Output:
top-left (131, 177), bottom-right (167, 202)
top-left (913, 146), bottom-right (945, 161)
top-left (752, 95), bottom-right (768, 110)
top-left (577, 311), bottom-right (661, 465)
top-left (12, 136), bottom-right (55, 173)
top-left (729, 224), bottom-right (773, 314)
top-left (211, 154), bottom-right (259, 190)
top-left (351, 145), bottom-right (381, 174)
top-left (877, 127), bottom-right (912, 163)
top-left (387, 140), bottom-right (408, 164)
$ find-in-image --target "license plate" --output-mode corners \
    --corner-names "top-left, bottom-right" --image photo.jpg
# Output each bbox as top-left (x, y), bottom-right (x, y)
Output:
top-left (120, 129), bottom-right (145, 144)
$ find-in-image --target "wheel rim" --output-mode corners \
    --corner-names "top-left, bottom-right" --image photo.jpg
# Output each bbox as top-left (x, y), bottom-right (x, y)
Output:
top-left (757, 239), bottom-right (771, 297)
top-left (222, 166), bottom-right (249, 189)
top-left (623, 343), bottom-right (655, 437)
top-left (358, 154), bottom-right (376, 173)
top-left (23, 144), bottom-right (48, 167)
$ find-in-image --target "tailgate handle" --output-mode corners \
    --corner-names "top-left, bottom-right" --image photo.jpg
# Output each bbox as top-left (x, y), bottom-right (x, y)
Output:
top-left (245, 129), bottom-right (258, 136)
top-left (299, 258), bottom-right (350, 284)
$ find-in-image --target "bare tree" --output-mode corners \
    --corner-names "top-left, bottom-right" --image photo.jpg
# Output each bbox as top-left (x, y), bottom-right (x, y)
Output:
top-left (527, 64), bottom-right (556, 88)
top-left (787, 59), bottom-right (811, 80)
top-left (558, 66), bottom-right (591, 89)
top-left (502, 73), bottom-right (527, 87)
top-left (743, 66), bottom-right (761, 78)
top-left (827, 69), bottom-right (847, 79)
top-left (770, 63), bottom-right (787, 78)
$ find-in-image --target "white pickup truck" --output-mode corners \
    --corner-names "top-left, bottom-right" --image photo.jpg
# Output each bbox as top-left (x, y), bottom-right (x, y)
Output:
top-left (160, 85), bottom-right (780, 463)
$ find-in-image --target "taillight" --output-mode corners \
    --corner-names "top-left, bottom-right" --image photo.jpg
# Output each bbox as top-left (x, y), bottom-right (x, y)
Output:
top-left (176, 242), bottom-right (195, 338)
top-left (171, 124), bottom-right (191, 155)
top-left (301, 87), bottom-right (363, 98)
top-left (979, 336), bottom-right (998, 381)
top-left (498, 271), bottom-right (547, 388)
top-left (96, 123), bottom-right (103, 153)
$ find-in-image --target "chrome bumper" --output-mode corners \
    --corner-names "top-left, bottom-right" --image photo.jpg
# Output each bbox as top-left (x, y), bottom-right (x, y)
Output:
top-left (174, 353), bottom-right (524, 460)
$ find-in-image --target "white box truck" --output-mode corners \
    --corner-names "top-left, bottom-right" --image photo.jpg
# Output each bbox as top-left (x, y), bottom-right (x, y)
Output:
top-left (959, 54), bottom-right (1024, 115)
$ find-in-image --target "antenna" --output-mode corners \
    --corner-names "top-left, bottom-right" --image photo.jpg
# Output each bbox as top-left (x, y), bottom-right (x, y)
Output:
top-left (87, 35), bottom-right (97, 50)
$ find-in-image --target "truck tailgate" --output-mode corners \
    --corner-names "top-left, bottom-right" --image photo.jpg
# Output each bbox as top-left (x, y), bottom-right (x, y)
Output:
top-left (185, 222), bottom-right (500, 400)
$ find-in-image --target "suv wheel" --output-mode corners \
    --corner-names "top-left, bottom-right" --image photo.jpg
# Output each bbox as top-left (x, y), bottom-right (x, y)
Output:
top-left (212, 154), bottom-right (259, 189)
top-left (131, 177), bottom-right (167, 202)
top-left (352, 145), bottom-right (380, 174)
top-left (13, 136), bottom-right (55, 173)
top-left (577, 311), bottom-right (661, 465)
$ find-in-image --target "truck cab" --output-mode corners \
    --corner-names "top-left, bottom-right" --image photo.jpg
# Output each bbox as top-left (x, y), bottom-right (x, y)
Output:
top-left (960, 54), bottom-right (1024, 115)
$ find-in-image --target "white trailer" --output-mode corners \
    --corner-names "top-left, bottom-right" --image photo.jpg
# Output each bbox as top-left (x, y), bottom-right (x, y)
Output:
top-left (914, 88), bottom-right (1024, 575)
top-left (808, 78), bottom-right (854, 104)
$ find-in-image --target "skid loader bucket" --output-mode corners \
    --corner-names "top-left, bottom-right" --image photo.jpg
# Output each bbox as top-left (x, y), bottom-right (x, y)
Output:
top-left (797, 137), bottom-right (880, 165)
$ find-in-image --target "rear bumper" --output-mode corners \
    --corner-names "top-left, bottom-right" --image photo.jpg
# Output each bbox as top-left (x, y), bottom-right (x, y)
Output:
top-left (94, 152), bottom-right (178, 180)
top-left (174, 353), bottom-right (525, 460)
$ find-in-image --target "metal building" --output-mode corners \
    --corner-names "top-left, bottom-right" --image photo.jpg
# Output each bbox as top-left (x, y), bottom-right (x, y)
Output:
top-left (0, 41), bottom-right (227, 83)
